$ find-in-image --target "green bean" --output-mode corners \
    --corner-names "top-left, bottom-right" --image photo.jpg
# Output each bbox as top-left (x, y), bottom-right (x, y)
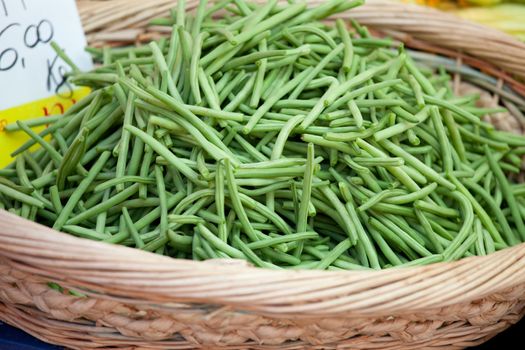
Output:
top-left (126, 125), bottom-right (205, 185)
top-left (223, 158), bottom-right (258, 241)
top-left (471, 218), bottom-right (485, 256)
top-left (224, 74), bottom-right (257, 112)
top-left (63, 225), bottom-right (109, 241)
top-left (458, 125), bottom-right (509, 151)
top-left (358, 189), bottom-right (405, 212)
top-left (203, 2), bottom-right (305, 66)
top-left (103, 219), bottom-right (129, 245)
top-left (122, 207), bottom-right (145, 248)
top-left (483, 226), bottom-right (496, 254)
top-left (447, 232), bottom-right (478, 262)
top-left (53, 152), bottom-right (111, 229)
top-left (3, 0), bottom-right (525, 272)
top-left (464, 179), bottom-right (518, 245)
top-left (318, 184), bottom-right (357, 245)
top-left (168, 230), bottom-right (192, 250)
top-left (367, 223), bottom-right (402, 266)
top-left (238, 193), bottom-right (293, 234)
top-left (374, 107), bottom-right (430, 141)
top-left (353, 157), bottom-right (404, 167)
top-left (370, 218), bottom-right (418, 261)
top-left (220, 72), bottom-right (246, 103)
top-left (335, 18), bottom-right (353, 72)
top-left (198, 223), bottom-right (245, 259)
top-left (215, 161), bottom-right (228, 241)
top-left (20, 154), bottom-right (41, 178)
top-left (322, 57), bottom-right (400, 111)
top-left (5, 115), bottom-right (62, 132)
top-left (345, 99), bottom-right (363, 129)
top-left (485, 146), bottom-right (525, 241)
top-left (341, 155), bottom-right (369, 174)
top-left (490, 130), bottom-right (525, 147)
top-left (513, 183), bottom-right (525, 196)
top-left (153, 166), bottom-right (168, 240)
top-left (10, 116), bottom-right (73, 159)
top-left (404, 56), bottom-right (436, 95)
top-left (261, 247), bottom-right (301, 265)
top-left (327, 79), bottom-right (402, 113)
top-left (47, 184), bottom-right (63, 213)
top-left (414, 200), bottom-right (459, 218)
top-left (168, 214), bottom-right (205, 225)
top-left (173, 189), bottom-right (213, 214)
top-left (290, 44), bottom-right (344, 100)
top-left (247, 232), bottom-right (318, 250)
top-left (188, 105), bottom-right (244, 122)
top-left (0, 182), bottom-right (43, 208)
top-left (244, 67), bottom-right (313, 133)
top-left (51, 41), bottom-right (80, 72)
top-left (415, 209), bottom-right (443, 253)
top-left (241, 159), bottom-right (308, 169)
top-left (270, 115), bottom-right (305, 161)
top-left (197, 67), bottom-right (219, 109)
top-left (376, 215), bottom-right (432, 257)
top-left (94, 176), bottom-right (155, 193)
top-left (16, 121), bottom-right (62, 166)
top-left (200, 233), bottom-right (225, 257)
top-left (249, 39), bottom-right (267, 107)
top-left (395, 254), bottom-right (444, 268)
top-left (233, 235), bottom-right (279, 269)
top-left (315, 239), bottom-right (351, 270)
top-left (355, 138), bottom-right (419, 191)
top-left (339, 183), bottom-right (380, 268)
top-left (66, 183), bottom-right (139, 226)
top-left (379, 139), bottom-right (455, 190)
top-left (145, 88), bottom-right (238, 160)
top-left (94, 190), bottom-right (110, 233)
top-left (297, 143), bottom-right (315, 229)
top-left (151, 42), bottom-right (182, 102)
top-left (441, 191), bottom-right (475, 261)
top-left (406, 75), bottom-right (424, 108)
top-left (390, 179), bottom-right (433, 199)
top-left (302, 134), bottom-right (357, 154)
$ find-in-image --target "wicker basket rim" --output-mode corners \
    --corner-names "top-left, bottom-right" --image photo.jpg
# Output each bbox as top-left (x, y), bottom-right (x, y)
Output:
top-left (2, 207), bottom-right (525, 316)
top-left (2, 0), bottom-right (525, 318)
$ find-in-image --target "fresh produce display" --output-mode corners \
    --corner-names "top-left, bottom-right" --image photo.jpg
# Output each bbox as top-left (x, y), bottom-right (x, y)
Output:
top-left (2, 0), bottom-right (525, 271)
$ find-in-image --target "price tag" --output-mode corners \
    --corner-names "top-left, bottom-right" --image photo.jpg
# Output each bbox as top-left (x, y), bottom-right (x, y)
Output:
top-left (0, 0), bottom-right (93, 167)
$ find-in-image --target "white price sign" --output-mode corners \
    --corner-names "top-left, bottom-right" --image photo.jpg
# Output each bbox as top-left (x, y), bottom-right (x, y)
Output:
top-left (0, 0), bottom-right (93, 110)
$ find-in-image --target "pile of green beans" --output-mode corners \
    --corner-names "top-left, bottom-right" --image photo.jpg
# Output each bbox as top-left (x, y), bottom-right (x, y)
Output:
top-left (3, 0), bottom-right (525, 271)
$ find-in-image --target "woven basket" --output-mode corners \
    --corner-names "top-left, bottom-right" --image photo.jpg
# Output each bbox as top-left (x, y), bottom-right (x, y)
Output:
top-left (2, 1), bottom-right (525, 349)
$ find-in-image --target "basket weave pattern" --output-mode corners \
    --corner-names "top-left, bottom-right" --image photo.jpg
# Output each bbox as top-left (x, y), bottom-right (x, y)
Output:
top-left (2, 211), bottom-right (525, 349)
top-left (2, 1), bottom-right (525, 349)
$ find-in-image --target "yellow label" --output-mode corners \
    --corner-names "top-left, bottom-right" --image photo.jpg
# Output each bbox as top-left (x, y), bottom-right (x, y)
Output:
top-left (0, 87), bottom-right (91, 168)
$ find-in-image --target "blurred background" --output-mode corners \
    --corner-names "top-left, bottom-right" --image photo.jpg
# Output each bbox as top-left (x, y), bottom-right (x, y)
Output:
top-left (401, 0), bottom-right (525, 41)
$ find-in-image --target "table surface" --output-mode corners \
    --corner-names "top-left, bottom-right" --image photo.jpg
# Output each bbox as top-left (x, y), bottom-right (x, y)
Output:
top-left (0, 323), bottom-right (61, 350)
top-left (1, 319), bottom-right (523, 349)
